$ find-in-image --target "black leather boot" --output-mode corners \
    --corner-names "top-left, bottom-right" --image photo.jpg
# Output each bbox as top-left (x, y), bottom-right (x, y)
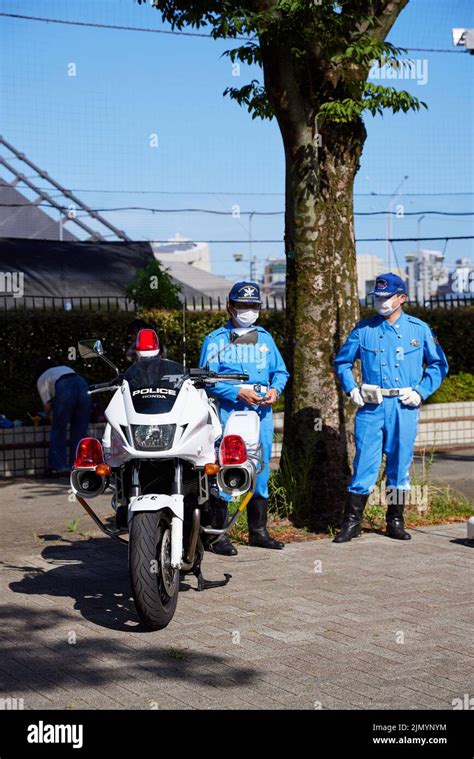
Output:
top-left (247, 497), bottom-right (284, 549)
top-left (208, 497), bottom-right (238, 556)
top-left (386, 489), bottom-right (411, 540)
top-left (333, 492), bottom-right (369, 543)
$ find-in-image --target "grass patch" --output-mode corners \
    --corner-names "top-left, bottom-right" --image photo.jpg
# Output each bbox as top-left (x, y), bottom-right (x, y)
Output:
top-left (227, 496), bottom-right (331, 544)
top-left (66, 517), bottom-right (80, 533)
top-left (364, 449), bottom-right (473, 531)
top-left (234, 447), bottom-right (474, 543)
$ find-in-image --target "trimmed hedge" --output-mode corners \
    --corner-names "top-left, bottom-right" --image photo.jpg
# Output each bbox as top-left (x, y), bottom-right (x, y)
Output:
top-left (0, 306), bottom-right (472, 421)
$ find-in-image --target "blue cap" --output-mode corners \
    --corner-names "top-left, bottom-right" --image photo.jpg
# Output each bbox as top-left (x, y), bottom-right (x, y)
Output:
top-left (228, 281), bottom-right (261, 304)
top-left (368, 272), bottom-right (407, 297)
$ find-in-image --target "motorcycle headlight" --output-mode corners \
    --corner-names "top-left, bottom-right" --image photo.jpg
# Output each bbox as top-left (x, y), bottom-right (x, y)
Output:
top-left (132, 424), bottom-right (176, 451)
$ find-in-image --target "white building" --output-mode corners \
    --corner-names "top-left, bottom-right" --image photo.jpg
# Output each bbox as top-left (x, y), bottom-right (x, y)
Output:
top-left (449, 257), bottom-right (474, 297)
top-left (150, 233), bottom-right (232, 303)
top-left (405, 249), bottom-right (449, 303)
top-left (151, 233), bottom-right (211, 272)
top-left (356, 254), bottom-right (385, 298)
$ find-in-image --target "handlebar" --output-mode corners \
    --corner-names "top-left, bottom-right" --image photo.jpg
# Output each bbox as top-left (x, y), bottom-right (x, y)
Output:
top-left (88, 375), bottom-right (124, 393)
top-left (188, 368), bottom-right (249, 383)
top-left (87, 369), bottom-right (248, 394)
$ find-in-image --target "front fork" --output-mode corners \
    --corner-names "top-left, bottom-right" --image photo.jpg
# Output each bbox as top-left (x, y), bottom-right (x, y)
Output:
top-left (170, 459), bottom-right (183, 569)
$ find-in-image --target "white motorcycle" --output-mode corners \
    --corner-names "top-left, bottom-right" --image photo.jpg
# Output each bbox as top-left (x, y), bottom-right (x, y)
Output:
top-left (71, 332), bottom-right (262, 630)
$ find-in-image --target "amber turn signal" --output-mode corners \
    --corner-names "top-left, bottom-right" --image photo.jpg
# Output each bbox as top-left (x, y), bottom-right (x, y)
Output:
top-left (95, 463), bottom-right (112, 476)
top-left (204, 463), bottom-right (220, 475)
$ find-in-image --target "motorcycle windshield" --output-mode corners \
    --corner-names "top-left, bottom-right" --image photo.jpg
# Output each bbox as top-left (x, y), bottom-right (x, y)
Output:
top-left (125, 357), bottom-right (185, 414)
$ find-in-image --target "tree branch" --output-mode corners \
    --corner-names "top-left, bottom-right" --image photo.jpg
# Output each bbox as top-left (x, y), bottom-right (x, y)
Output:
top-left (360, 0), bottom-right (410, 42)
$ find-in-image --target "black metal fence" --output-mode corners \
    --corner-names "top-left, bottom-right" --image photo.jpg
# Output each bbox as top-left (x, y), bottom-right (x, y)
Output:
top-left (362, 294), bottom-right (474, 309)
top-left (0, 296), bottom-right (137, 311)
top-left (0, 423), bottom-right (106, 478)
top-left (0, 294), bottom-right (287, 311)
top-left (0, 293), bottom-right (472, 312)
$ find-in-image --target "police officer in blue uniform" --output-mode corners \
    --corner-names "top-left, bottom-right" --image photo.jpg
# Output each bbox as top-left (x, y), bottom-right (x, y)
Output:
top-left (199, 282), bottom-right (289, 554)
top-left (333, 273), bottom-right (448, 543)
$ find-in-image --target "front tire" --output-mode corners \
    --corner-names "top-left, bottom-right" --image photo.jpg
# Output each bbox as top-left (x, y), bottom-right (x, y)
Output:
top-left (129, 510), bottom-right (179, 630)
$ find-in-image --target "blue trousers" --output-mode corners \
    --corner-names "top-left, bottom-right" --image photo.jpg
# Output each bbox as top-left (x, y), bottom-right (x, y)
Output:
top-left (49, 375), bottom-right (91, 471)
top-left (348, 397), bottom-right (419, 495)
top-left (218, 401), bottom-right (274, 501)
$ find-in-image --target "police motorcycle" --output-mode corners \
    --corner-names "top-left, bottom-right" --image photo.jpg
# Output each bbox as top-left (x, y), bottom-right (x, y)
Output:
top-left (70, 329), bottom-right (263, 630)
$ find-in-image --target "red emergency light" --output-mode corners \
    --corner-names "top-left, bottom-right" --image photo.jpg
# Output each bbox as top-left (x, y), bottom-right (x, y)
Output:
top-left (219, 435), bottom-right (247, 465)
top-left (136, 329), bottom-right (160, 354)
top-left (74, 437), bottom-right (104, 468)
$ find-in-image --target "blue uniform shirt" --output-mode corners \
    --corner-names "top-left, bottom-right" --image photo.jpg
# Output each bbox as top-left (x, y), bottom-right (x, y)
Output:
top-left (199, 320), bottom-right (289, 403)
top-left (334, 311), bottom-right (448, 400)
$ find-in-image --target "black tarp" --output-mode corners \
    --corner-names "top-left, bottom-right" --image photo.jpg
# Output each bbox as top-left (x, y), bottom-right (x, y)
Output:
top-left (0, 238), bottom-right (155, 297)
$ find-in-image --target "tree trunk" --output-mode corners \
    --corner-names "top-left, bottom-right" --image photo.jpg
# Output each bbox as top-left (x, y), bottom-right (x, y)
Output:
top-left (254, 2), bottom-right (409, 527)
top-left (280, 118), bottom-right (367, 527)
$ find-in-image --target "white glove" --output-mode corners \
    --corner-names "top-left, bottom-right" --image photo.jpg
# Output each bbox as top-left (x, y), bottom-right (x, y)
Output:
top-left (349, 387), bottom-right (365, 407)
top-left (400, 389), bottom-right (422, 407)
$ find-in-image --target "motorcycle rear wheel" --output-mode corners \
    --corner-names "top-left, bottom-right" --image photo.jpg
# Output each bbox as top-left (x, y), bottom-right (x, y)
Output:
top-left (129, 509), bottom-right (179, 630)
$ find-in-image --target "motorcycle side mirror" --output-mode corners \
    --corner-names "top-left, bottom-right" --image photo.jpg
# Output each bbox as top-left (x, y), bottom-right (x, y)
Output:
top-left (78, 339), bottom-right (104, 360)
top-left (78, 339), bottom-right (119, 376)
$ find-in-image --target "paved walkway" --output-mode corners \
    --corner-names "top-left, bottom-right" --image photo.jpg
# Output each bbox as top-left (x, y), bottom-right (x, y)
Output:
top-left (0, 479), bottom-right (472, 710)
top-left (413, 449), bottom-right (474, 502)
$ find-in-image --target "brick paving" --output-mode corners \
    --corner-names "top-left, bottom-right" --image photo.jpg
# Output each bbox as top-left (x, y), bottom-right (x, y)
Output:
top-left (0, 479), bottom-right (472, 710)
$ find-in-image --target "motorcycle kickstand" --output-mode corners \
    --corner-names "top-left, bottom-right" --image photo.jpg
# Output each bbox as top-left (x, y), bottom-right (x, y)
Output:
top-left (192, 556), bottom-right (232, 592)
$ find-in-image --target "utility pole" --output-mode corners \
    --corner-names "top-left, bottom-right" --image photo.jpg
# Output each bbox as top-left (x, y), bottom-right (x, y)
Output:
top-left (248, 211), bottom-right (258, 281)
top-left (417, 214), bottom-right (425, 253)
top-left (386, 175), bottom-right (408, 270)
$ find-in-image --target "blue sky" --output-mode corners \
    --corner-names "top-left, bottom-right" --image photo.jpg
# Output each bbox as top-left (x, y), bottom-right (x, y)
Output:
top-left (0, 0), bottom-right (473, 280)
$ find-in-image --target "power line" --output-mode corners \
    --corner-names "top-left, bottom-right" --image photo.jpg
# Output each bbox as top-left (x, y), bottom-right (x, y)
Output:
top-left (2, 236), bottom-right (467, 244)
top-left (0, 13), bottom-right (466, 55)
top-left (2, 202), bottom-right (474, 217)
top-left (0, 12), bottom-right (235, 38)
top-left (357, 211), bottom-right (474, 217)
top-left (1, 183), bottom-right (471, 198)
top-left (362, 192), bottom-right (474, 198)
top-left (403, 47), bottom-right (465, 53)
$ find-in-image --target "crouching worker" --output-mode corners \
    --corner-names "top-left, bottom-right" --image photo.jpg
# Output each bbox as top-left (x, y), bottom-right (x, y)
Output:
top-left (199, 282), bottom-right (289, 554)
top-left (35, 358), bottom-right (91, 477)
top-left (333, 273), bottom-right (448, 543)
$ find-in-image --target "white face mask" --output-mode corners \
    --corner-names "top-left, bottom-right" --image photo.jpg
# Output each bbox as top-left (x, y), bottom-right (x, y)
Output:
top-left (374, 295), bottom-right (402, 317)
top-left (232, 308), bottom-right (259, 327)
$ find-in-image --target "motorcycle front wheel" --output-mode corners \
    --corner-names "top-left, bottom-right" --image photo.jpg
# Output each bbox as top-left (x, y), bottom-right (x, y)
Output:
top-left (129, 509), bottom-right (179, 630)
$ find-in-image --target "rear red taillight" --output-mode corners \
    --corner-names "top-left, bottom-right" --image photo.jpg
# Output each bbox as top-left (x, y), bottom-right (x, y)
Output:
top-left (136, 328), bottom-right (160, 353)
top-left (219, 435), bottom-right (247, 465)
top-left (74, 437), bottom-right (104, 468)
